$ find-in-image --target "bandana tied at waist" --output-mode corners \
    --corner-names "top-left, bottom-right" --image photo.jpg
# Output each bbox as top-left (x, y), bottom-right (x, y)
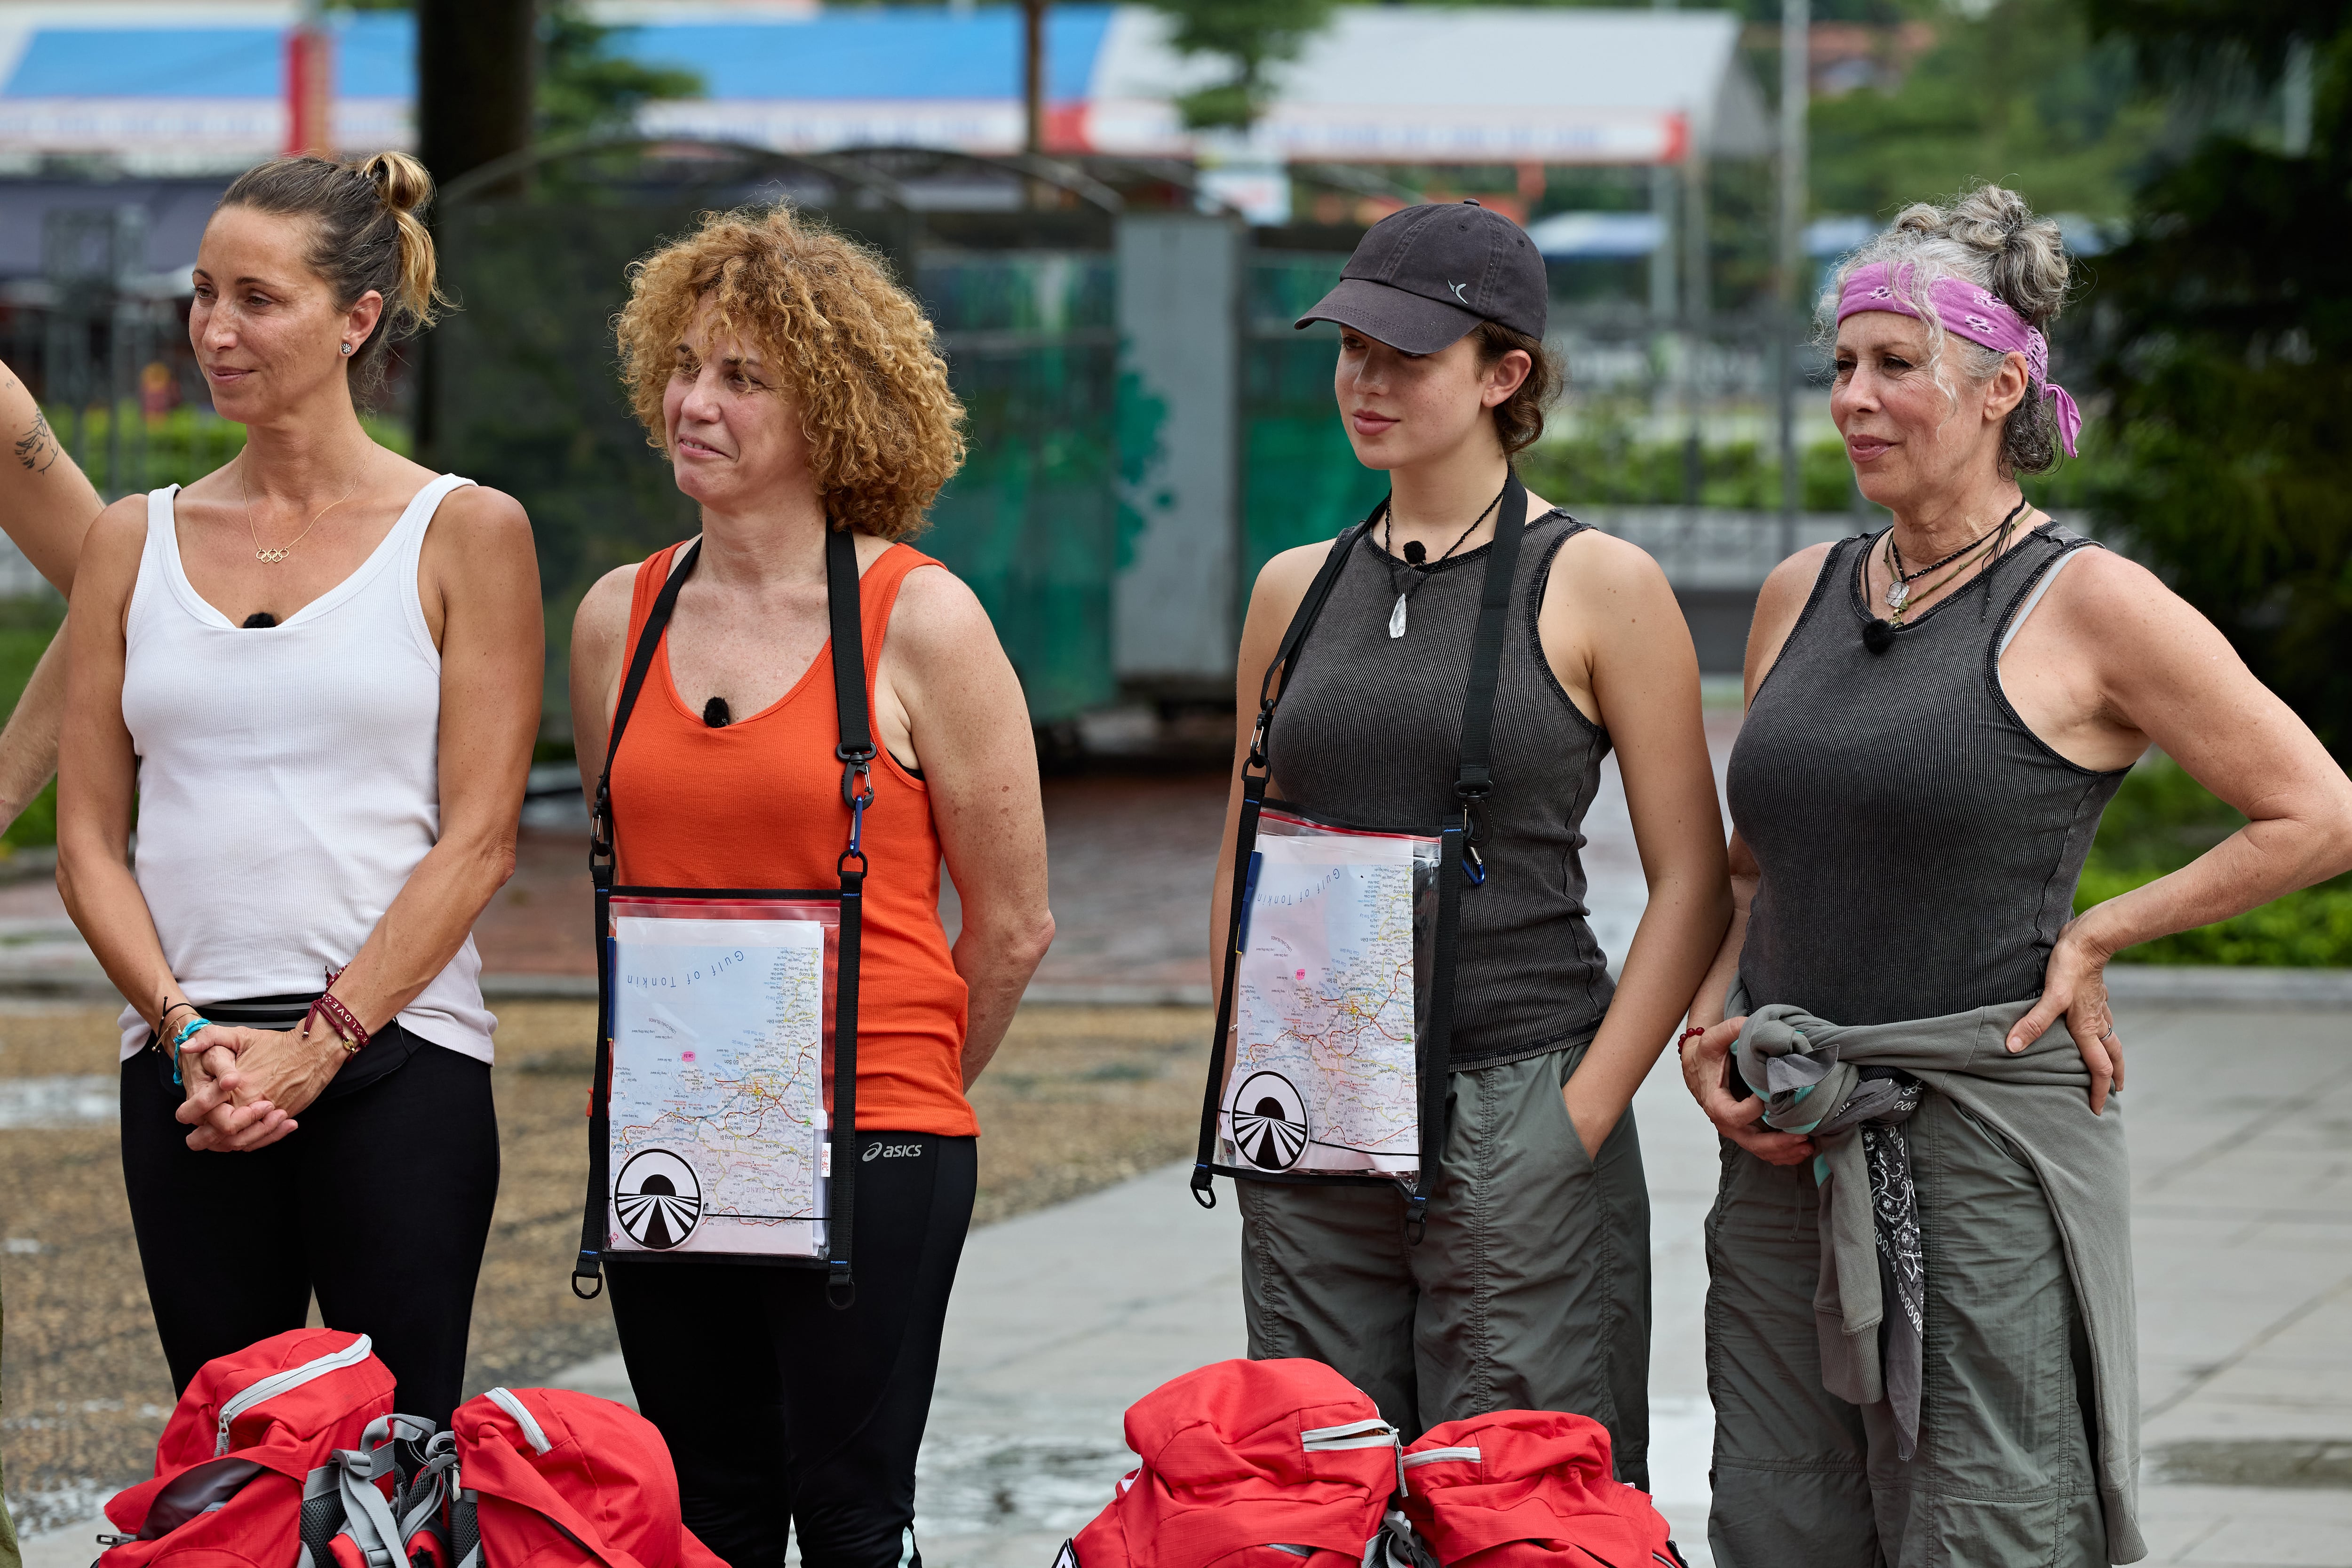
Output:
top-left (1736, 1016), bottom-right (1927, 1456)
top-left (1724, 990), bottom-right (2145, 1564)
top-left (1836, 261), bottom-right (2084, 457)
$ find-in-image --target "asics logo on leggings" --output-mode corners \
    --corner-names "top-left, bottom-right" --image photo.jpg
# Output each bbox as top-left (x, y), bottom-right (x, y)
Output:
top-left (865, 1142), bottom-right (922, 1162)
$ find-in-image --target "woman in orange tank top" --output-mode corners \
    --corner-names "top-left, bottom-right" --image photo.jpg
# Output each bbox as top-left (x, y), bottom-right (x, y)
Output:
top-left (570, 204), bottom-right (1053, 1568)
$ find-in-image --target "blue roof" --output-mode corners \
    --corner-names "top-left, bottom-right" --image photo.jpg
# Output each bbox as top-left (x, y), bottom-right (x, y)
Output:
top-left (1, 6), bottom-right (1115, 102)
top-left (4, 15), bottom-right (413, 98)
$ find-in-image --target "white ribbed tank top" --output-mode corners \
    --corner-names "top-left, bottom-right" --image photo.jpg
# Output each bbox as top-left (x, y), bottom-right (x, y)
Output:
top-left (115, 474), bottom-right (497, 1064)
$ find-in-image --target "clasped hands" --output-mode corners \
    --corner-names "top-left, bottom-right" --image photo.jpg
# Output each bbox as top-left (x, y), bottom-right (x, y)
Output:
top-left (175, 1021), bottom-right (345, 1152)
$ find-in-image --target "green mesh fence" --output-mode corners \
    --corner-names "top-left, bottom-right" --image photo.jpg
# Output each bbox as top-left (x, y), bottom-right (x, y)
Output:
top-left (917, 254), bottom-right (1120, 723)
top-left (1242, 254), bottom-right (1387, 608)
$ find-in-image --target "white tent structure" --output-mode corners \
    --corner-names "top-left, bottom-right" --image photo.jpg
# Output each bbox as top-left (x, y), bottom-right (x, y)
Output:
top-left (1080, 6), bottom-right (1771, 166)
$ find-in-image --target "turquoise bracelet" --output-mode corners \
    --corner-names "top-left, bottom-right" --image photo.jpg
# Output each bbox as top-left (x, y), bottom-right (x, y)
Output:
top-left (166, 1014), bottom-right (213, 1086)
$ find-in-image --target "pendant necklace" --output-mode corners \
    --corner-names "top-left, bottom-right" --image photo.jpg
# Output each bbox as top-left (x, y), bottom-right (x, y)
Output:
top-left (1861, 499), bottom-right (2028, 653)
top-left (241, 456), bottom-right (363, 565)
top-left (1883, 499), bottom-right (2029, 616)
top-left (1382, 480), bottom-right (1507, 639)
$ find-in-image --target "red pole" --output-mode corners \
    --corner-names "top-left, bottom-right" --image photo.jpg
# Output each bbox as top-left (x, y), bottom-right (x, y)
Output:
top-left (285, 0), bottom-right (333, 157)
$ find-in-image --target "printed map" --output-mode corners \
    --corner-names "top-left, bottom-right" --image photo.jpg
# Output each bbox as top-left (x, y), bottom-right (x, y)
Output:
top-left (609, 915), bottom-right (828, 1258)
top-left (1223, 832), bottom-right (1421, 1178)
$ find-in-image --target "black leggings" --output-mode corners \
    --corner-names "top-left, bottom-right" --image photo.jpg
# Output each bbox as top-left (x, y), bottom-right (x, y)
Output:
top-left (607, 1131), bottom-right (976, 1568)
top-left (119, 1034), bottom-right (501, 1427)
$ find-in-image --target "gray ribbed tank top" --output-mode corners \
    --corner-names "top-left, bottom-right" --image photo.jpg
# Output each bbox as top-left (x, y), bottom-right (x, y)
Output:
top-left (1266, 509), bottom-right (1615, 1068)
top-left (1729, 522), bottom-right (2127, 1025)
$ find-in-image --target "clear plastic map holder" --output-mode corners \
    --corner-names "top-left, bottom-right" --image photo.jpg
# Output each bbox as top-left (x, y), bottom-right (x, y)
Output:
top-left (602, 894), bottom-right (841, 1261)
top-left (572, 525), bottom-right (877, 1308)
top-left (1216, 810), bottom-right (1440, 1182)
top-left (1193, 474), bottom-right (1531, 1239)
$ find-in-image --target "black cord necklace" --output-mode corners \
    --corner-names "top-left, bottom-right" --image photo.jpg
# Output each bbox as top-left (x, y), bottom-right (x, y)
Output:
top-left (1380, 480), bottom-right (1507, 640)
top-left (1861, 498), bottom-right (2030, 653)
top-left (1883, 498), bottom-right (2028, 613)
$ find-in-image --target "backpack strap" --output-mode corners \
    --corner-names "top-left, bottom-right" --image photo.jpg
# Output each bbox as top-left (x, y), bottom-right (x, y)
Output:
top-left (1190, 500), bottom-right (1386, 1210)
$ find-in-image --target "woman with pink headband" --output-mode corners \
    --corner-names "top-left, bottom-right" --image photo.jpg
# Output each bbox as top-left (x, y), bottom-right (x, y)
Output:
top-left (1676, 184), bottom-right (2352, 1566)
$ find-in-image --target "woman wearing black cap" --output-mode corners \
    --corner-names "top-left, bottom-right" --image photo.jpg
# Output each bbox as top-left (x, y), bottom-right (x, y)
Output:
top-left (1201, 200), bottom-right (1731, 1480)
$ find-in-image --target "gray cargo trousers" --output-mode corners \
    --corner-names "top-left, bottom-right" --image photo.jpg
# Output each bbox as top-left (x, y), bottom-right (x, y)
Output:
top-left (1705, 1091), bottom-right (2107, 1568)
top-left (1236, 1041), bottom-right (1652, 1487)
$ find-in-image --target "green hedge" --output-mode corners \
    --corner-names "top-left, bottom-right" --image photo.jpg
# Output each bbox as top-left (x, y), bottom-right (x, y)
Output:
top-left (2077, 755), bottom-right (2352, 966)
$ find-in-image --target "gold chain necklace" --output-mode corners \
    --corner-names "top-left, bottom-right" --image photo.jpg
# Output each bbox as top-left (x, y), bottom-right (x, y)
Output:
top-left (240, 456), bottom-right (362, 564)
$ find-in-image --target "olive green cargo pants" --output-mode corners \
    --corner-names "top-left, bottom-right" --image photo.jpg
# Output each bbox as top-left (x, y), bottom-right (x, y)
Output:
top-left (1705, 1091), bottom-right (2108, 1567)
top-left (1236, 1043), bottom-right (1652, 1488)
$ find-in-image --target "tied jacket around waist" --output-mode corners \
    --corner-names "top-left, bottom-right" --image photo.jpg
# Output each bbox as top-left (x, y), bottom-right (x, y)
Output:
top-left (1727, 985), bottom-right (2141, 1563)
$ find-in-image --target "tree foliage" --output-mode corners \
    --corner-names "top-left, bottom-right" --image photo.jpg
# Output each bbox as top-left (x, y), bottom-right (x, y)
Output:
top-left (1146, 0), bottom-right (1337, 132)
top-left (1811, 0), bottom-right (2159, 221)
top-left (537, 0), bottom-right (703, 143)
top-left (2083, 5), bottom-right (2352, 750)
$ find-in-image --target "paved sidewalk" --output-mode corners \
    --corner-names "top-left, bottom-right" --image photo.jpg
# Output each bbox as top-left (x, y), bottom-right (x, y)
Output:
top-left (18, 996), bottom-right (2352, 1568)
top-left (539, 994), bottom-right (2352, 1568)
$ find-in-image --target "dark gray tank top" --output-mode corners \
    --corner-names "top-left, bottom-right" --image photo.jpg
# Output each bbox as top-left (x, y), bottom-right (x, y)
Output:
top-left (1267, 509), bottom-right (1615, 1068)
top-left (1729, 523), bottom-right (2127, 1024)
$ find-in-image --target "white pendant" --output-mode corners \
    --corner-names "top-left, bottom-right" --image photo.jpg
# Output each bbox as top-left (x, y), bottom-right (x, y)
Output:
top-left (1885, 579), bottom-right (1910, 611)
top-left (1388, 593), bottom-right (1408, 639)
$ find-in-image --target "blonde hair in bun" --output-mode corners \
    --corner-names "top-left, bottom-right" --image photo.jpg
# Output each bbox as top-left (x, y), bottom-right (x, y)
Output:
top-left (217, 149), bottom-right (455, 401)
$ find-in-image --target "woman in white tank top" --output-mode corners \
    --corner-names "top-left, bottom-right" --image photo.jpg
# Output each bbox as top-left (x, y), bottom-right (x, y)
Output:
top-left (55, 151), bottom-right (541, 1426)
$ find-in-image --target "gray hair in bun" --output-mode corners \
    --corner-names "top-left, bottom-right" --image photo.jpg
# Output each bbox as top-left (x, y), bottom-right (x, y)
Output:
top-left (1820, 183), bottom-right (2073, 476)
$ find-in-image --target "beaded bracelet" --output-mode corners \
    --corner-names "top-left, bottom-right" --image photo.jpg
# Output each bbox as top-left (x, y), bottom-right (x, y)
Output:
top-left (1675, 1023), bottom-right (1707, 1057)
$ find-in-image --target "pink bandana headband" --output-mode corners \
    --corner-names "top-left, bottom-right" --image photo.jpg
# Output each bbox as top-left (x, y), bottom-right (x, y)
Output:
top-left (1836, 261), bottom-right (2082, 457)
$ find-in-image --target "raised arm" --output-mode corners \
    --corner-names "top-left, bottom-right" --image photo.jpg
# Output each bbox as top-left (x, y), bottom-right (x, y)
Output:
top-left (2, 357), bottom-right (111, 838)
top-left (880, 565), bottom-right (1053, 1087)
top-left (0, 357), bottom-right (103, 595)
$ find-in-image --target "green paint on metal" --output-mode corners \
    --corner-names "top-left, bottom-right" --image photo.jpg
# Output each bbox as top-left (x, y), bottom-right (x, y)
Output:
top-left (1240, 254), bottom-right (1387, 607)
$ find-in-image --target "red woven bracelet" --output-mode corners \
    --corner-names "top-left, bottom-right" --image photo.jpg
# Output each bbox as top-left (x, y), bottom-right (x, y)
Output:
top-left (306, 992), bottom-right (370, 1054)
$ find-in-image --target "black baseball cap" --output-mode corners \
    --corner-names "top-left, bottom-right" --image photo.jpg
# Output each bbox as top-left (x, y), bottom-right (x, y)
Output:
top-left (1295, 200), bottom-right (1548, 354)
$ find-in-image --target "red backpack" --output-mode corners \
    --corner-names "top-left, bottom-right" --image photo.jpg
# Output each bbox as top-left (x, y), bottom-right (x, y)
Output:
top-left (96, 1329), bottom-right (398, 1568)
top-left (1397, 1412), bottom-right (1684, 1568)
top-left (445, 1387), bottom-right (725, 1568)
top-left (1057, 1359), bottom-right (1403, 1568)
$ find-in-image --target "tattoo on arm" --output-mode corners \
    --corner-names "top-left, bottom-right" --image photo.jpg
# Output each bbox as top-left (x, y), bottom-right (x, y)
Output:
top-left (14, 408), bottom-right (60, 473)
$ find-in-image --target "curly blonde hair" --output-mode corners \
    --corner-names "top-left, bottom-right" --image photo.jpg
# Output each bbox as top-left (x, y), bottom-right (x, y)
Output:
top-left (614, 204), bottom-right (966, 540)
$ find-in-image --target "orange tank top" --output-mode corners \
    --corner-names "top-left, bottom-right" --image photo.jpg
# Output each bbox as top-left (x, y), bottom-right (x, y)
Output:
top-left (610, 538), bottom-right (975, 1138)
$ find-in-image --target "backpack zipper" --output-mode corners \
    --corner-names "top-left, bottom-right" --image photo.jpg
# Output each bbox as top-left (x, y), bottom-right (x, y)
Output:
top-left (1300, 1418), bottom-right (1398, 1452)
top-left (1400, 1446), bottom-right (1481, 1469)
top-left (215, 1336), bottom-right (376, 1457)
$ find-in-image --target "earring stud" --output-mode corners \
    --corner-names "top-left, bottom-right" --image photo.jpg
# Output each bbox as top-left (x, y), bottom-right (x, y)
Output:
top-left (340, 342), bottom-right (353, 356)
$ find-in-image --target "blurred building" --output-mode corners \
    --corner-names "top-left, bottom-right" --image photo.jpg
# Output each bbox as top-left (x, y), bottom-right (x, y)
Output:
top-left (0, 4), bottom-right (1765, 178)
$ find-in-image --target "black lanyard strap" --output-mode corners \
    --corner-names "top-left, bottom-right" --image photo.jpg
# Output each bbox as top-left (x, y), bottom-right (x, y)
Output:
top-left (1191, 473), bottom-right (1530, 1239)
top-left (572, 528), bottom-right (872, 1308)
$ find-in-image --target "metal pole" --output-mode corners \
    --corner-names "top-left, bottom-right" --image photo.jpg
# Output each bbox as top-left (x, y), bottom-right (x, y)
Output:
top-left (286, 0), bottom-right (332, 158)
top-left (1023, 0), bottom-right (1047, 157)
top-left (1776, 0), bottom-right (1808, 558)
